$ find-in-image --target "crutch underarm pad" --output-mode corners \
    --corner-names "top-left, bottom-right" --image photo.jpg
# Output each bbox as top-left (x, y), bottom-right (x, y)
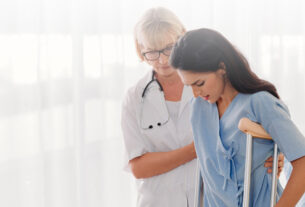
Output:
top-left (238, 118), bottom-right (272, 139)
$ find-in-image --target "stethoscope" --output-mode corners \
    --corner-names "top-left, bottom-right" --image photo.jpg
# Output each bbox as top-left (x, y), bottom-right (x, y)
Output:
top-left (141, 70), bottom-right (163, 98)
top-left (140, 71), bottom-right (170, 130)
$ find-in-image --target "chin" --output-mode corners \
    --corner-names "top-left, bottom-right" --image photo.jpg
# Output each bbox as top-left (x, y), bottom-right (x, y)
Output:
top-left (204, 98), bottom-right (215, 104)
top-left (158, 68), bottom-right (175, 76)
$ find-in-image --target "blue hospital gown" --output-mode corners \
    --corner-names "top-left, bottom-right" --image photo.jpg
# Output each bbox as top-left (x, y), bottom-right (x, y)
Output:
top-left (191, 91), bottom-right (305, 207)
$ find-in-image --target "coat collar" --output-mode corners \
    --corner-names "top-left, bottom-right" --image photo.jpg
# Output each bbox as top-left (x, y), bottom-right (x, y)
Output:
top-left (138, 69), bottom-right (193, 118)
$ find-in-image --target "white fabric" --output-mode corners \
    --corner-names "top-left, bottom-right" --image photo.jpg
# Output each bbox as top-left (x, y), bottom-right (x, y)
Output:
top-left (121, 71), bottom-right (196, 207)
top-left (140, 81), bottom-right (169, 130)
top-left (166, 101), bottom-right (181, 126)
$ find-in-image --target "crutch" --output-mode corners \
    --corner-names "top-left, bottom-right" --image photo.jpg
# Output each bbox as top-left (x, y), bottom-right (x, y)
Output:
top-left (238, 117), bottom-right (278, 207)
top-left (194, 159), bottom-right (204, 207)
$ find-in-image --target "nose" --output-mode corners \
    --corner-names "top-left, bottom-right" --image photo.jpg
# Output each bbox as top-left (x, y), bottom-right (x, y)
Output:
top-left (158, 53), bottom-right (168, 64)
top-left (191, 86), bottom-right (200, 98)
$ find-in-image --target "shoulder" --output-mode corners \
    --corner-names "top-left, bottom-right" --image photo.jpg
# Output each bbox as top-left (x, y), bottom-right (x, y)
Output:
top-left (190, 97), bottom-right (213, 117)
top-left (122, 71), bottom-right (152, 107)
top-left (248, 91), bottom-right (290, 118)
top-left (191, 96), bottom-right (207, 110)
top-left (249, 91), bottom-right (284, 108)
top-left (250, 91), bottom-right (276, 101)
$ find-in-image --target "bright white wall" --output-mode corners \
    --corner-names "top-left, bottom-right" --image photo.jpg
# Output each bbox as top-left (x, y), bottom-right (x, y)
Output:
top-left (0, 0), bottom-right (304, 206)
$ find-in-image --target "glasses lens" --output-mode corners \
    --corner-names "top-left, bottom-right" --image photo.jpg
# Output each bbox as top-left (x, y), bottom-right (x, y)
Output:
top-left (144, 52), bottom-right (159, 60)
top-left (163, 46), bottom-right (173, 56)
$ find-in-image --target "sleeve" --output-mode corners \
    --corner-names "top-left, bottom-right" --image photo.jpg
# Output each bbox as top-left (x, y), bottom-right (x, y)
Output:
top-left (250, 92), bottom-right (305, 162)
top-left (121, 88), bottom-right (148, 171)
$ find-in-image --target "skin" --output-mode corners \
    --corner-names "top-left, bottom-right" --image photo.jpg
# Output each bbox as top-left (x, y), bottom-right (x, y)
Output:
top-left (177, 67), bottom-right (305, 207)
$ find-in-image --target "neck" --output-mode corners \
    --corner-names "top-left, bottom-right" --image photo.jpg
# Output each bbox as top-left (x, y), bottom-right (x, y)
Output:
top-left (217, 81), bottom-right (238, 109)
top-left (155, 71), bottom-right (182, 86)
top-left (154, 70), bottom-right (184, 101)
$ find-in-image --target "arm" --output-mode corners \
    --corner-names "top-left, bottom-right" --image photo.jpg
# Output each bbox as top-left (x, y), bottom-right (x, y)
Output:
top-left (275, 156), bottom-right (305, 207)
top-left (129, 142), bottom-right (196, 179)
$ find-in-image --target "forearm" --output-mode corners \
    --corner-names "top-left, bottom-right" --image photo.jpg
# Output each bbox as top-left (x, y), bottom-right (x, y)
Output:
top-left (129, 143), bottom-right (197, 179)
top-left (275, 156), bottom-right (305, 207)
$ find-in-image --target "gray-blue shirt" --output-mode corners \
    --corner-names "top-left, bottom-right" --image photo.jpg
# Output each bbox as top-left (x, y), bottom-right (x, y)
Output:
top-left (191, 91), bottom-right (305, 207)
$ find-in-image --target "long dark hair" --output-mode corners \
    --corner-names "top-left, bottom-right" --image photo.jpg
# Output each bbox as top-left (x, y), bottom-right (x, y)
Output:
top-left (170, 28), bottom-right (280, 99)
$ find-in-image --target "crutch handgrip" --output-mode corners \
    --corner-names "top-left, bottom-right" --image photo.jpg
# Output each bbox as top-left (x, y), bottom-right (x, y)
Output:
top-left (238, 118), bottom-right (272, 139)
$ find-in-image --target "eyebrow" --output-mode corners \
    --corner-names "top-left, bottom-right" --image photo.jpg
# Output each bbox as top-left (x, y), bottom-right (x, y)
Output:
top-left (143, 43), bottom-right (174, 52)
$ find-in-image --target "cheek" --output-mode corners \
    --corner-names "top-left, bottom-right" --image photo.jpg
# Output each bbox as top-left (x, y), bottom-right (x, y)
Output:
top-left (215, 78), bottom-right (225, 94)
top-left (205, 78), bottom-right (223, 95)
top-left (147, 61), bottom-right (156, 67)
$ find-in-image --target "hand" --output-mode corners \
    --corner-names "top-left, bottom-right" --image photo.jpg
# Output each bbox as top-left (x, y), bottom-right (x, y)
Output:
top-left (264, 153), bottom-right (284, 178)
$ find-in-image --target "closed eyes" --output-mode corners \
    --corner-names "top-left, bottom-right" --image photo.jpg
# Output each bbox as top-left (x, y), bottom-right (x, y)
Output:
top-left (196, 81), bottom-right (205, 87)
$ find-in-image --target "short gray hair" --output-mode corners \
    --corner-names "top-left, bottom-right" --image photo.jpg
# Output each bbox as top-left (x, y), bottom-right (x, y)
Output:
top-left (134, 7), bottom-right (186, 60)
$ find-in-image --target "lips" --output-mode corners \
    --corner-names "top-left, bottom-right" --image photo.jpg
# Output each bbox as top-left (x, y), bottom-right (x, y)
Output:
top-left (160, 66), bottom-right (170, 70)
top-left (203, 95), bottom-right (209, 101)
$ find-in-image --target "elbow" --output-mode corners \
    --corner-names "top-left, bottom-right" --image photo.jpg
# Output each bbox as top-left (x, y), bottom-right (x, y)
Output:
top-left (131, 167), bottom-right (144, 179)
top-left (129, 158), bottom-right (146, 179)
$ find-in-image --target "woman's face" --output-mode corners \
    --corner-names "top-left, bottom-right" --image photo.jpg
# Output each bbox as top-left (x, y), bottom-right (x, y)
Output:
top-left (177, 69), bottom-right (226, 103)
top-left (140, 36), bottom-right (177, 77)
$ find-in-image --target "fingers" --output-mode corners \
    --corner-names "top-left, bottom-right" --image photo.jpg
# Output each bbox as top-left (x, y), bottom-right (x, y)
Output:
top-left (265, 153), bottom-right (285, 169)
top-left (278, 166), bottom-right (283, 174)
top-left (266, 153), bottom-right (285, 162)
top-left (277, 165), bottom-right (283, 178)
top-left (278, 153), bottom-right (284, 163)
top-left (266, 156), bottom-right (273, 162)
top-left (266, 165), bottom-right (283, 178)
top-left (278, 158), bottom-right (284, 168)
top-left (264, 162), bottom-right (271, 168)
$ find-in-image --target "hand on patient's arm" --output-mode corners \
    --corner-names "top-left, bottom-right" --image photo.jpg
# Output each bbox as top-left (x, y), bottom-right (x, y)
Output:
top-left (264, 153), bottom-right (284, 177)
top-left (129, 142), bottom-right (197, 179)
top-left (275, 156), bottom-right (305, 207)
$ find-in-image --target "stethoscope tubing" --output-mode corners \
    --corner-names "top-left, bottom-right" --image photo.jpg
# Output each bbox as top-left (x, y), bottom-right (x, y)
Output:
top-left (141, 71), bottom-right (163, 98)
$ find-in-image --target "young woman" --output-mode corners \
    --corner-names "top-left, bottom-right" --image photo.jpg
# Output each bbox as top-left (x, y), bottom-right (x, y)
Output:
top-left (121, 8), bottom-right (284, 207)
top-left (170, 28), bottom-right (305, 207)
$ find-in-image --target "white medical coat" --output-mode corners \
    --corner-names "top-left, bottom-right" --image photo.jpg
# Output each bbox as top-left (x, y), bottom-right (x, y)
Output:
top-left (121, 71), bottom-right (197, 207)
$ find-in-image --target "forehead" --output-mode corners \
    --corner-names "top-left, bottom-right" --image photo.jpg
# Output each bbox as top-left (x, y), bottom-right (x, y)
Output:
top-left (177, 70), bottom-right (213, 85)
top-left (140, 31), bottom-right (178, 51)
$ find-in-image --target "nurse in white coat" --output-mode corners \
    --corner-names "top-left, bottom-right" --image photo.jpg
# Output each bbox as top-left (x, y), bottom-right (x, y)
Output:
top-left (121, 7), bottom-right (283, 207)
top-left (121, 7), bottom-right (196, 206)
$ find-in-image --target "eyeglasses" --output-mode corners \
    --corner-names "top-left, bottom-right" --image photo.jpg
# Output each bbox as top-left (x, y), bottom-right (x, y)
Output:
top-left (142, 45), bottom-right (174, 61)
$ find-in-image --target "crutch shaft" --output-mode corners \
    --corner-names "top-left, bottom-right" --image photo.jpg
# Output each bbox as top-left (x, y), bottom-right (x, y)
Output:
top-left (194, 160), bottom-right (203, 207)
top-left (270, 143), bottom-right (278, 207)
top-left (243, 133), bottom-right (253, 207)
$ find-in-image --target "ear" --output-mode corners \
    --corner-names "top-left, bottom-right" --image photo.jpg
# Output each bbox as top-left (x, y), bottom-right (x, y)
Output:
top-left (218, 62), bottom-right (226, 70)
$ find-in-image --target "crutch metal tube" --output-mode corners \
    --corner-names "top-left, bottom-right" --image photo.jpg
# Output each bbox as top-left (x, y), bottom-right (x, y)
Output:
top-left (270, 143), bottom-right (278, 207)
top-left (243, 133), bottom-right (253, 207)
top-left (238, 118), bottom-right (278, 207)
top-left (194, 160), bottom-right (203, 207)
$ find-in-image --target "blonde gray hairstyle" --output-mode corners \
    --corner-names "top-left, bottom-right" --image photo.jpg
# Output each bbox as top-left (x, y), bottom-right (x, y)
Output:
top-left (134, 7), bottom-right (186, 61)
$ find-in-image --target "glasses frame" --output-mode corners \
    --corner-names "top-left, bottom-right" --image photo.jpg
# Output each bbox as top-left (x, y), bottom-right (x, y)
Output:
top-left (142, 45), bottom-right (174, 61)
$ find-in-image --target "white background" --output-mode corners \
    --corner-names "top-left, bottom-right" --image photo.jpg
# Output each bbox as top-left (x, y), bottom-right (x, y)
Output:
top-left (0, 0), bottom-right (304, 206)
